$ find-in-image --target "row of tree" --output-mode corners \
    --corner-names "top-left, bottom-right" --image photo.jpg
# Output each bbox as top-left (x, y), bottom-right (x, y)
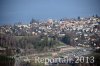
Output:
top-left (0, 33), bottom-right (71, 53)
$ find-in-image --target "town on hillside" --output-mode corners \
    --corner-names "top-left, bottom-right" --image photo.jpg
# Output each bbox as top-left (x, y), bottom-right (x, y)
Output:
top-left (0, 15), bottom-right (100, 66)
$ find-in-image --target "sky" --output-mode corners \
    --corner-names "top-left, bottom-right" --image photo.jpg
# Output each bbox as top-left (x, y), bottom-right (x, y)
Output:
top-left (0, 0), bottom-right (100, 25)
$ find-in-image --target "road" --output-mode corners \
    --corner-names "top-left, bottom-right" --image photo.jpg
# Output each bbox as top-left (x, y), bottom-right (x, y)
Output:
top-left (13, 47), bottom-right (93, 66)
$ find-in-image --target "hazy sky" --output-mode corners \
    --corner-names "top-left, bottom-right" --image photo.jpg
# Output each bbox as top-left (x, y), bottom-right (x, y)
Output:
top-left (0, 0), bottom-right (100, 24)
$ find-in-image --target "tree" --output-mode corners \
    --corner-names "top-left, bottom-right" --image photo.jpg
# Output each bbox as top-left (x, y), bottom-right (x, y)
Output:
top-left (95, 14), bottom-right (99, 18)
top-left (77, 16), bottom-right (80, 21)
top-left (0, 55), bottom-right (15, 66)
top-left (30, 18), bottom-right (38, 24)
top-left (61, 35), bottom-right (70, 45)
